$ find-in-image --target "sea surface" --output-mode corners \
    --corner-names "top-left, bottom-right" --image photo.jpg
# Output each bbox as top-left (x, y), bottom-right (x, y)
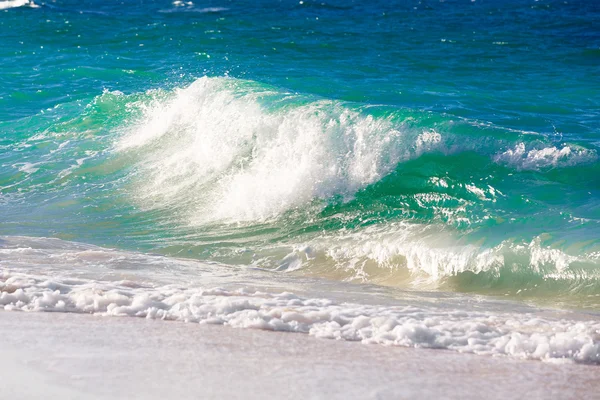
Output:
top-left (1, 0), bottom-right (599, 363)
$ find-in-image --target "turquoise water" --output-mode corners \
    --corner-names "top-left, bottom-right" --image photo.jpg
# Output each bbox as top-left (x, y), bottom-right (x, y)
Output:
top-left (1, 0), bottom-right (600, 307)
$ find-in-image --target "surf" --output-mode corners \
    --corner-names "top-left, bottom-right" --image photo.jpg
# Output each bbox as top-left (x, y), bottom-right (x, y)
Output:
top-left (1, 76), bottom-right (599, 307)
top-left (2, 235), bottom-right (599, 364)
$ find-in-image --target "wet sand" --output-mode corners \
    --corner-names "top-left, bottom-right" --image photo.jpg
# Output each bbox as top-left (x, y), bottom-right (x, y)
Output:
top-left (1, 310), bottom-right (597, 400)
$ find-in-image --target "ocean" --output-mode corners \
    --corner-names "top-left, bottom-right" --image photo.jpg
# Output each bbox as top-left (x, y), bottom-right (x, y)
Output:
top-left (1, 0), bottom-right (599, 364)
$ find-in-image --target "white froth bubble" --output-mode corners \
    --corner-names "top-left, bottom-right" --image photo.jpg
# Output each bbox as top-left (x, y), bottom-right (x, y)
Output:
top-left (1, 264), bottom-right (599, 364)
top-left (495, 142), bottom-right (596, 170)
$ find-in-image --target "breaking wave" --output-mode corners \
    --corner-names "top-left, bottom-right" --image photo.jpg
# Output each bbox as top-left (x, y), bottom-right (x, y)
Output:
top-left (2, 76), bottom-right (599, 304)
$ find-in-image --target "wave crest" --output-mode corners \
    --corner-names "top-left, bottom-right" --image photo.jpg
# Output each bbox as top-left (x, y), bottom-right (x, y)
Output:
top-left (117, 77), bottom-right (433, 223)
top-left (494, 142), bottom-right (596, 170)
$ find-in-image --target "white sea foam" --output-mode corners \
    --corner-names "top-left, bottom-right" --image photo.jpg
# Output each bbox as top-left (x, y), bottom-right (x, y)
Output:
top-left (495, 142), bottom-right (596, 170)
top-left (1, 268), bottom-right (598, 364)
top-left (415, 128), bottom-right (442, 150)
top-left (0, 0), bottom-right (37, 9)
top-left (13, 162), bottom-right (40, 174)
top-left (117, 77), bottom-right (431, 223)
top-left (161, 3), bottom-right (228, 13)
top-left (194, 7), bottom-right (228, 13)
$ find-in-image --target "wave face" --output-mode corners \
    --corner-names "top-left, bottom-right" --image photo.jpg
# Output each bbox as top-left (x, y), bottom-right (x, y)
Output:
top-left (1, 76), bottom-right (599, 307)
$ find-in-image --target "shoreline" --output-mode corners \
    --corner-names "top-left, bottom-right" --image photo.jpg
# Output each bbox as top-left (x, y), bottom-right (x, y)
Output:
top-left (1, 310), bottom-right (598, 399)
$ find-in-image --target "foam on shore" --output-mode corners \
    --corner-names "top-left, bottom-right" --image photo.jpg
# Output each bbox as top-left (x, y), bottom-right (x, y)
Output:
top-left (1, 267), bottom-right (598, 364)
top-left (3, 311), bottom-right (599, 400)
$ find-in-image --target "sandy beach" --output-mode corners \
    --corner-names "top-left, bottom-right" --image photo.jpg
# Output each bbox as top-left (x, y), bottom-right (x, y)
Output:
top-left (1, 310), bottom-right (597, 400)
